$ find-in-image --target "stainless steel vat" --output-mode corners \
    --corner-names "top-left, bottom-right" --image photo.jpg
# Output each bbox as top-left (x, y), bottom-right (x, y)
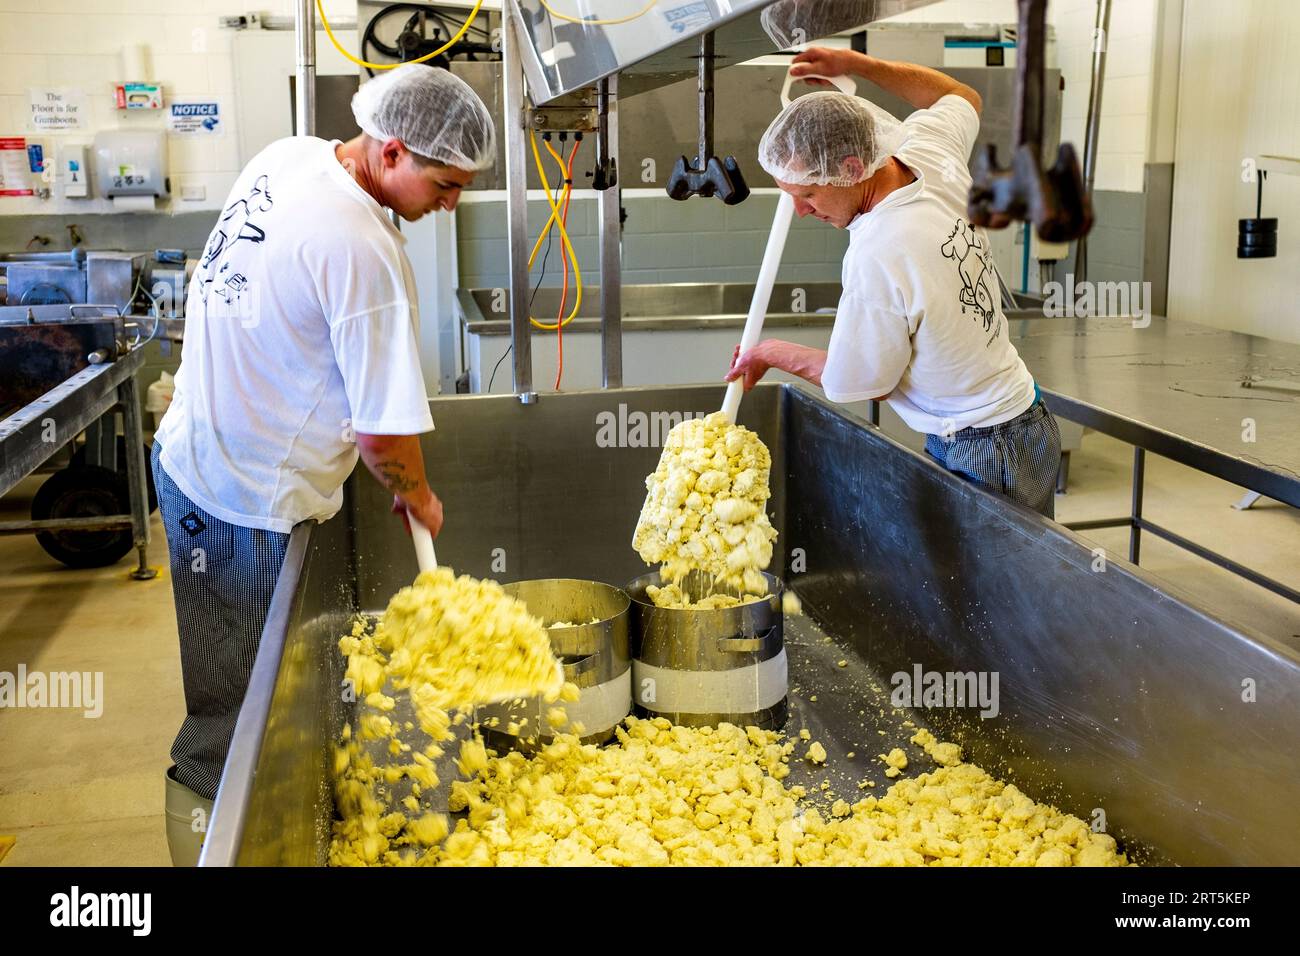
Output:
top-left (480, 578), bottom-right (632, 748)
top-left (626, 570), bottom-right (788, 729)
top-left (202, 383), bottom-right (1300, 867)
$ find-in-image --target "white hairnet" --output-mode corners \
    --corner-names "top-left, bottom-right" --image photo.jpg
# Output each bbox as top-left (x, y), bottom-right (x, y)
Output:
top-left (757, 90), bottom-right (903, 187)
top-left (351, 63), bottom-right (496, 171)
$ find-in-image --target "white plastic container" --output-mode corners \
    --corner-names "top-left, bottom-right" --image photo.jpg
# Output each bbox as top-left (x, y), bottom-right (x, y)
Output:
top-left (146, 370), bottom-right (174, 430)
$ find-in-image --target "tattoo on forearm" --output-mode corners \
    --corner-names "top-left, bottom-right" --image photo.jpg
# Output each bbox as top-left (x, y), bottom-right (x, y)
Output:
top-left (375, 459), bottom-right (418, 494)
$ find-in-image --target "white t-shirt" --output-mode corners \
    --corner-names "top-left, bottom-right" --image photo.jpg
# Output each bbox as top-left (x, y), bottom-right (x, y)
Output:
top-left (821, 94), bottom-right (1035, 435)
top-left (155, 136), bottom-right (435, 533)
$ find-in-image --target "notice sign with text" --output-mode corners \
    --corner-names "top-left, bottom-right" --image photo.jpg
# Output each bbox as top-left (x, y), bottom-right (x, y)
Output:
top-left (167, 100), bottom-right (223, 136)
top-left (29, 88), bottom-right (88, 132)
top-left (0, 138), bottom-right (34, 196)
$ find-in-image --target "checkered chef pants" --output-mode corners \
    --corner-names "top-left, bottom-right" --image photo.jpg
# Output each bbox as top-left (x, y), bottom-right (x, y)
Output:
top-left (924, 399), bottom-right (1062, 518)
top-left (151, 441), bottom-right (290, 801)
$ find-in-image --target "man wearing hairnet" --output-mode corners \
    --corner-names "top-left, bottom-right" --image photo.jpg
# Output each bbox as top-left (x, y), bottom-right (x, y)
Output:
top-left (728, 48), bottom-right (1061, 518)
top-left (151, 64), bottom-right (494, 864)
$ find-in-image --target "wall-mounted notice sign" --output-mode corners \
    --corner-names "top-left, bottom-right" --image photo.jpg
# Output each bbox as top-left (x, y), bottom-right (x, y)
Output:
top-left (0, 137), bottom-right (35, 196)
top-left (29, 87), bottom-right (88, 132)
top-left (167, 100), bottom-right (223, 136)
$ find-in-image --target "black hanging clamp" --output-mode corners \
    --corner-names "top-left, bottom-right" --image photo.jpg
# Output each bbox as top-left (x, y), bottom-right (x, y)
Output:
top-left (664, 32), bottom-right (750, 205)
top-left (968, 0), bottom-right (1092, 242)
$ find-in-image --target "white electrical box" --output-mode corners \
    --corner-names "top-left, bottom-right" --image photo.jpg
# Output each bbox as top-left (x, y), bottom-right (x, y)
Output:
top-left (62, 144), bottom-right (89, 198)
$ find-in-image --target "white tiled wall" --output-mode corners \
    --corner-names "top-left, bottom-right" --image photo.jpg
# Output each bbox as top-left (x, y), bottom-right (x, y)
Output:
top-left (1048, 0), bottom-right (1158, 191)
top-left (1167, 0), bottom-right (1300, 343)
top-left (0, 0), bottom-right (358, 216)
top-left (881, 0), bottom-right (1160, 193)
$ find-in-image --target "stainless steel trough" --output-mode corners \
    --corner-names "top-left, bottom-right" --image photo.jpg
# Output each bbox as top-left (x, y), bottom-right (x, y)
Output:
top-left (201, 383), bottom-right (1300, 866)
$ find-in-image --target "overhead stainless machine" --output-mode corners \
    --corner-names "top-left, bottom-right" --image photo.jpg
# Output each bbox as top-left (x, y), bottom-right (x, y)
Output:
top-left (499, 0), bottom-right (941, 397)
top-left (508, 0), bottom-right (938, 102)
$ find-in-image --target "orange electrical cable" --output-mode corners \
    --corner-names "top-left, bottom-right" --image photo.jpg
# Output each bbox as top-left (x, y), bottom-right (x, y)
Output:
top-left (558, 141), bottom-right (579, 314)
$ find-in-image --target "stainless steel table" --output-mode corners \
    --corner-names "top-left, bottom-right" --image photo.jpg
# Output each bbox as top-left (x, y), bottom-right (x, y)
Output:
top-left (1011, 315), bottom-right (1300, 602)
top-left (0, 341), bottom-right (155, 579)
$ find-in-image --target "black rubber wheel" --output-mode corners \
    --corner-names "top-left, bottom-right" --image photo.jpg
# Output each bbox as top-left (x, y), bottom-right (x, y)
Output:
top-left (31, 466), bottom-right (135, 569)
top-left (71, 436), bottom-right (158, 513)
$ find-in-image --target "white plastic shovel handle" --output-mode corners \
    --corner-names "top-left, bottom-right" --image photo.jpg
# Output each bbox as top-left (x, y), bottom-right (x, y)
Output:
top-left (779, 71), bottom-right (856, 107)
top-left (721, 190), bottom-right (795, 424)
top-left (720, 71), bottom-right (858, 426)
top-left (410, 514), bottom-right (437, 573)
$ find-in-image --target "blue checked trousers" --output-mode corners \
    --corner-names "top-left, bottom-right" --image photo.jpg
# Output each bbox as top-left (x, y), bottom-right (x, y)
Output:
top-left (151, 441), bottom-right (290, 800)
top-left (924, 400), bottom-right (1062, 518)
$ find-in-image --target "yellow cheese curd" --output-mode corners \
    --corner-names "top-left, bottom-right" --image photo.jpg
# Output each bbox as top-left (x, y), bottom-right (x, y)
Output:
top-left (633, 412), bottom-right (778, 599)
top-left (643, 583), bottom-right (803, 612)
top-left (910, 727), bottom-right (962, 767)
top-left (644, 582), bottom-right (764, 610)
top-left (344, 567), bottom-right (563, 714)
top-left (428, 718), bottom-right (1128, 867)
top-left (409, 718), bottom-right (1126, 868)
top-left (329, 567), bottom-right (568, 867)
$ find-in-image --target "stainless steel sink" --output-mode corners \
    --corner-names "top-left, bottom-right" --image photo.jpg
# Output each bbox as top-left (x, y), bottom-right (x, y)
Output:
top-left (457, 282), bottom-right (845, 335)
top-left (457, 281), bottom-right (1075, 335)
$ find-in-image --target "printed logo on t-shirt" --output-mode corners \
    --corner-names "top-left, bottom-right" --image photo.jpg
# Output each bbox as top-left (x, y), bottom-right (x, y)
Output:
top-left (198, 173), bottom-right (274, 320)
top-left (939, 217), bottom-right (1001, 346)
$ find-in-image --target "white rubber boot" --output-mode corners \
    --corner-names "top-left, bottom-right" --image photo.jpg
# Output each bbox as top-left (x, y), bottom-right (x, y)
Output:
top-left (165, 767), bottom-right (213, 866)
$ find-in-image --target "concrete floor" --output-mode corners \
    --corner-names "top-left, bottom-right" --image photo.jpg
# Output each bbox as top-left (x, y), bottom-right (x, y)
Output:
top-left (0, 431), bottom-right (1297, 866)
top-left (0, 479), bottom-right (177, 867)
top-left (1054, 435), bottom-right (1300, 650)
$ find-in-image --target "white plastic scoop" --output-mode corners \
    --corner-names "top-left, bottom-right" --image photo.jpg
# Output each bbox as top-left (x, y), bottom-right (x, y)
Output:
top-left (720, 71), bottom-right (857, 425)
top-left (410, 514), bottom-right (437, 573)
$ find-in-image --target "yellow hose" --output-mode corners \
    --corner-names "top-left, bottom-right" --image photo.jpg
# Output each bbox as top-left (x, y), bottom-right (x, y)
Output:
top-left (527, 131), bottom-right (582, 330)
top-left (316, 0), bottom-right (484, 70)
top-left (538, 0), bottom-right (657, 26)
